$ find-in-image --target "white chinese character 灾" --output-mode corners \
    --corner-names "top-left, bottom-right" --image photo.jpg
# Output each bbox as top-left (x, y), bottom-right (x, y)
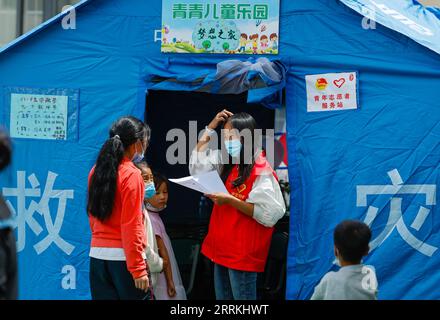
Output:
top-left (357, 169), bottom-right (437, 257)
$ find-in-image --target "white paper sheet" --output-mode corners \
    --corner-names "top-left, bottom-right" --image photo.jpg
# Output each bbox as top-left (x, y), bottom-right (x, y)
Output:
top-left (169, 170), bottom-right (228, 194)
top-left (305, 72), bottom-right (358, 112)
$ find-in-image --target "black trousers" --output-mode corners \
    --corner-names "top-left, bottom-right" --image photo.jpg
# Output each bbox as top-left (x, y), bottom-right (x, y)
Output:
top-left (0, 228), bottom-right (17, 300)
top-left (89, 257), bottom-right (153, 300)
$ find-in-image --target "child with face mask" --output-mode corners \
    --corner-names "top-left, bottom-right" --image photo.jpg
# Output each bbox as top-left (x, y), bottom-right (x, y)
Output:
top-left (135, 161), bottom-right (164, 292)
top-left (145, 172), bottom-right (187, 300)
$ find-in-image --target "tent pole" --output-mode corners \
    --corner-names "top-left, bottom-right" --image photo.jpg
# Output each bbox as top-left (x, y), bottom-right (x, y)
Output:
top-left (16, 0), bottom-right (24, 38)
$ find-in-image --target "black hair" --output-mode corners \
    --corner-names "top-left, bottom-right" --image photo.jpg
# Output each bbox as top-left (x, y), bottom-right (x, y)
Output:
top-left (0, 130), bottom-right (11, 171)
top-left (152, 171), bottom-right (168, 191)
top-left (220, 112), bottom-right (259, 187)
top-left (135, 160), bottom-right (150, 172)
top-left (334, 220), bottom-right (371, 264)
top-left (87, 116), bottom-right (151, 222)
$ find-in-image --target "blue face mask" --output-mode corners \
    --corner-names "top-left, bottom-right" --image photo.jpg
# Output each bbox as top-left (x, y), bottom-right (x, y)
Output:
top-left (132, 142), bottom-right (145, 163)
top-left (145, 202), bottom-right (167, 213)
top-left (144, 182), bottom-right (156, 199)
top-left (224, 139), bottom-right (242, 157)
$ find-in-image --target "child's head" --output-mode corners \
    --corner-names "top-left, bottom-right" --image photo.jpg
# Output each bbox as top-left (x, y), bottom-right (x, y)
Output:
top-left (260, 35), bottom-right (268, 43)
top-left (135, 161), bottom-right (155, 201)
top-left (136, 161), bottom-right (153, 182)
top-left (147, 172), bottom-right (169, 211)
top-left (250, 34), bottom-right (259, 41)
top-left (270, 33), bottom-right (278, 41)
top-left (240, 33), bottom-right (248, 40)
top-left (333, 220), bottom-right (371, 265)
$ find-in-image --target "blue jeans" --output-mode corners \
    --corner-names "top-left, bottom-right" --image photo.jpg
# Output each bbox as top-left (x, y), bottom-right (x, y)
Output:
top-left (214, 263), bottom-right (257, 300)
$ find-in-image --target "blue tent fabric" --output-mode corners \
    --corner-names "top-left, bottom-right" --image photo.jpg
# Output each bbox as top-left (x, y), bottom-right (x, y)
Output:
top-left (284, 1), bottom-right (440, 300)
top-left (339, 0), bottom-right (440, 55)
top-left (0, 0), bottom-right (439, 299)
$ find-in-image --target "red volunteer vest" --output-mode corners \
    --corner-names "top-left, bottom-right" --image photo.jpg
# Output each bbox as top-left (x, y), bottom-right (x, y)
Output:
top-left (201, 154), bottom-right (276, 272)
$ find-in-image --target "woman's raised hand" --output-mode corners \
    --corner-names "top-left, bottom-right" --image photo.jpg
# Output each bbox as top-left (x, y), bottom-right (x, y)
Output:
top-left (207, 109), bottom-right (234, 130)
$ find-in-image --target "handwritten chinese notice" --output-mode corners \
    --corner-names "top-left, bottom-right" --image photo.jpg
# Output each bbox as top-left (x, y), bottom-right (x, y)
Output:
top-left (305, 72), bottom-right (358, 112)
top-left (162, 0), bottom-right (280, 54)
top-left (10, 93), bottom-right (68, 140)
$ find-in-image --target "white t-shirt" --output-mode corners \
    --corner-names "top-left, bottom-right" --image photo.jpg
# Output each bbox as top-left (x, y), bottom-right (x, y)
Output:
top-left (144, 208), bottom-right (163, 287)
top-left (311, 265), bottom-right (379, 300)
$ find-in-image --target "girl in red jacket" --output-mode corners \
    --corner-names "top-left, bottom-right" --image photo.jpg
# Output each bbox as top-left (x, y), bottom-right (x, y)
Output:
top-left (189, 110), bottom-right (286, 300)
top-left (87, 116), bottom-right (151, 300)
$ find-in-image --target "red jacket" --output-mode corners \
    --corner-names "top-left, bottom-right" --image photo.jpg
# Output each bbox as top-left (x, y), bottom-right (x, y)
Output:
top-left (88, 157), bottom-right (147, 279)
top-left (201, 154), bottom-right (276, 272)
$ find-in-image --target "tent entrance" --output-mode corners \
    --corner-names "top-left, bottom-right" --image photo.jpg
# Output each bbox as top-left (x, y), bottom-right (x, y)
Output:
top-left (144, 89), bottom-right (288, 300)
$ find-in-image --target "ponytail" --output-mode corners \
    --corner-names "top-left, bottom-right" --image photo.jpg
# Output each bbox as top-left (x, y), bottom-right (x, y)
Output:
top-left (87, 116), bottom-right (149, 221)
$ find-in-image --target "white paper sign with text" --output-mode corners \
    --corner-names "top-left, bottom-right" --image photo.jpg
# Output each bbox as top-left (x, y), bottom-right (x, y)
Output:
top-left (305, 72), bottom-right (358, 112)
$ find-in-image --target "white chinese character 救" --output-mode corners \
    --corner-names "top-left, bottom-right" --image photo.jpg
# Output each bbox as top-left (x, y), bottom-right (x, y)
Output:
top-left (2, 171), bottom-right (75, 255)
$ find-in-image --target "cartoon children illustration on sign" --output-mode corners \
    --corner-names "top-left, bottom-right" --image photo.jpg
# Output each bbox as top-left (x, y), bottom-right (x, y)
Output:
top-left (270, 33), bottom-right (278, 53)
top-left (250, 34), bottom-right (259, 54)
top-left (239, 33), bottom-right (248, 53)
top-left (162, 25), bottom-right (170, 45)
top-left (260, 35), bottom-right (269, 53)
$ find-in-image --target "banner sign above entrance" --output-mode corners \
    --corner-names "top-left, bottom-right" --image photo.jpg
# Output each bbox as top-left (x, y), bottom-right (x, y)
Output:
top-left (161, 0), bottom-right (280, 54)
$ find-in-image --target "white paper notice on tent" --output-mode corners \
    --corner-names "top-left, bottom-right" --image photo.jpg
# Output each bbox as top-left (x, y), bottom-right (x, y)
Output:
top-left (305, 72), bottom-right (358, 112)
top-left (169, 170), bottom-right (228, 194)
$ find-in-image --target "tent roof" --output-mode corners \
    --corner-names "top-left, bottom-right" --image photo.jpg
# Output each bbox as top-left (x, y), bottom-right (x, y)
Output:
top-left (339, 0), bottom-right (440, 55)
top-left (0, 0), bottom-right (439, 57)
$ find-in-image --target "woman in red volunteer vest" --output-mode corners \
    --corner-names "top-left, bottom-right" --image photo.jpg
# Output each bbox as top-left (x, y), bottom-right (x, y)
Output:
top-left (87, 116), bottom-right (152, 300)
top-left (189, 110), bottom-right (286, 300)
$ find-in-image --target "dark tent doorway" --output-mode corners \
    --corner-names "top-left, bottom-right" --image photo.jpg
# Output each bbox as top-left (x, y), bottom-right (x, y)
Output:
top-left (145, 90), bottom-right (287, 300)
top-left (145, 90), bottom-right (276, 223)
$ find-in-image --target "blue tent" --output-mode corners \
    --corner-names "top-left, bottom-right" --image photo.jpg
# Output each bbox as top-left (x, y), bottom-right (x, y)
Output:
top-left (0, 0), bottom-right (439, 299)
